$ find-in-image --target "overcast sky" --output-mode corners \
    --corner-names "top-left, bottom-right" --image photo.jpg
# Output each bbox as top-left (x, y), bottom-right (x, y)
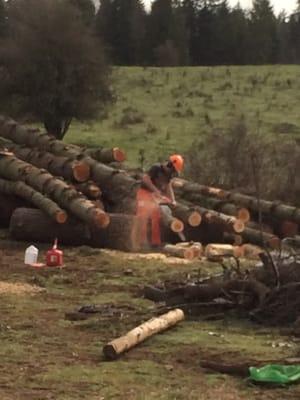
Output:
top-left (143, 0), bottom-right (298, 15)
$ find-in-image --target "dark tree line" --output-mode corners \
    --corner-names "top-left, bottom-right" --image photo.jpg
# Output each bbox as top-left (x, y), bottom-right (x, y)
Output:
top-left (95, 0), bottom-right (300, 65)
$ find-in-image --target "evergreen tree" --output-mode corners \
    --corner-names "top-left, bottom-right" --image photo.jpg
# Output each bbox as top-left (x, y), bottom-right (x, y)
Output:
top-left (229, 3), bottom-right (250, 64)
top-left (96, 0), bottom-right (145, 65)
top-left (69, 0), bottom-right (96, 25)
top-left (249, 0), bottom-right (279, 63)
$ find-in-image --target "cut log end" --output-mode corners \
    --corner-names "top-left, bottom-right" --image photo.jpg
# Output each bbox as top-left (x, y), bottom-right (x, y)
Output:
top-left (237, 208), bottom-right (250, 223)
top-left (72, 162), bottom-right (90, 182)
top-left (94, 210), bottom-right (110, 228)
top-left (103, 344), bottom-right (118, 360)
top-left (188, 211), bottom-right (202, 227)
top-left (55, 211), bottom-right (68, 224)
top-left (112, 147), bottom-right (126, 162)
top-left (170, 218), bottom-right (184, 233)
top-left (184, 248), bottom-right (195, 260)
top-left (233, 219), bottom-right (245, 233)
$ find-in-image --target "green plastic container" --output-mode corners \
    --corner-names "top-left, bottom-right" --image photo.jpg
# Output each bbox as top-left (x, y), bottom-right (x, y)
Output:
top-left (249, 364), bottom-right (300, 384)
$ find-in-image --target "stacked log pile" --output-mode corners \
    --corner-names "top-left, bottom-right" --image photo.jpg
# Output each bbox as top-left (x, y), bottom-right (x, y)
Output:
top-left (0, 115), bottom-right (298, 254)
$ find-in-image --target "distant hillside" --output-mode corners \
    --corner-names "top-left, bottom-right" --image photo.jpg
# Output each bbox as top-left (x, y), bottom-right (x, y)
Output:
top-left (65, 66), bottom-right (300, 168)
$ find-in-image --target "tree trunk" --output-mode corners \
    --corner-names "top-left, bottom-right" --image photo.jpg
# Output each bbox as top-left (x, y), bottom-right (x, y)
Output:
top-left (177, 193), bottom-right (250, 223)
top-left (163, 244), bottom-right (195, 260)
top-left (0, 152), bottom-right (109, 228)
top-left (0, 116), bottom-right (138, 206)
top-left (103, 309), bottom-right (185, 360)
top-left (0, 178), bottom-right (67, 223)
top-left (10, 208), bottom-right (91, 245)
top-left (173, 178), bottom-right (226, 198)
top-left (90, 213), bottom-right (142, 252)
top-left (84, 147), bottom-right (126, 163)
top-left (6, 143), bottom-right (90, 182)
top-left (171, 203), bottom-right (202, 227)
top-left (241, 227), bottom-right (280, 248)
top-left (72, 182), bottom-right (102, 199)
top-left (222, 232), bottom-right (243, 246)
top-left (160, 208), bottom-right (184, 233)
top-left (205, 244), bottom-right (244, 260)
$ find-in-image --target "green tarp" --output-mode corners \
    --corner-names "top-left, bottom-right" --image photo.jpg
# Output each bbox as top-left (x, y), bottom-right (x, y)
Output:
top-left (250, 365), bottom-right (300, 385)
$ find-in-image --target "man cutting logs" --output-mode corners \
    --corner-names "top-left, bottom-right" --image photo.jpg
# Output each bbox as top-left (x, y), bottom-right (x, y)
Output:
top-left (136, 154), bottom-right (184, 248)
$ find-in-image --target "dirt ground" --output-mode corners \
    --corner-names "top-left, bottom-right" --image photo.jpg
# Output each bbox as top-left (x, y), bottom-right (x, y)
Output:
top-left (0, 238), bottom-right (300, 400)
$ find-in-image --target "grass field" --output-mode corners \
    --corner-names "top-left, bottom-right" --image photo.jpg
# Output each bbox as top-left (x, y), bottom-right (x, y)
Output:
top-left (1, 237), bottom-right (299, 400)
top-left (65, 66), bottom-right (300, 167)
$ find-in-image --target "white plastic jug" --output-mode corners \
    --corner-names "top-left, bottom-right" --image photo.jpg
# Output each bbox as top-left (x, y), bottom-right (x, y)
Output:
top-left (24, 245), bottom-right (39, 265)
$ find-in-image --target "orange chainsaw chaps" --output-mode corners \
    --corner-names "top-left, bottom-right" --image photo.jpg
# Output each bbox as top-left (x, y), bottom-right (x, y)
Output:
top-left (136, 188), bottom-right (161, 246)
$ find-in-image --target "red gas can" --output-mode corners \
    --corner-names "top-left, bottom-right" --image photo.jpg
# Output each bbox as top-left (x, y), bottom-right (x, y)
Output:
top-left (46, 239), bottom-right (63, 267)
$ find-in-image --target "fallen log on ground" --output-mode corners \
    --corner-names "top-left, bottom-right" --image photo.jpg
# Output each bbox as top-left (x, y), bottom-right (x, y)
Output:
top-left (0, 178), bottom-right (67, 223)
top-left (6, 143), bottom-right (90, 182)
top-left (90, 213), bottom-right (142, 252)
top-left (10, 208), bottom-right (91, 245)
top-left (0, 193), bottom-right (26, 227)
top-left (10, 208), bottom-right (141, 252)
top-left (0, 152), bottom-right (109, 228)
top-left (163, 244), bottom-right (195, 260)
top-left (205, 244), bottom-right (244, 260)
top-left (103, 309), bottom-right (185, 360)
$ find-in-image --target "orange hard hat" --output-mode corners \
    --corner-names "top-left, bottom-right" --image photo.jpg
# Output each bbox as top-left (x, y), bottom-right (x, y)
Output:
top-left (169, 154), bottom-right (184, 173)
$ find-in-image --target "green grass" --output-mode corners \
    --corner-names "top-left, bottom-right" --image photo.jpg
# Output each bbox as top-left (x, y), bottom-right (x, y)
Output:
top-left (0, 241), bottom-right (299, 399)
top-left (65, 65), bottom-right (300, 167)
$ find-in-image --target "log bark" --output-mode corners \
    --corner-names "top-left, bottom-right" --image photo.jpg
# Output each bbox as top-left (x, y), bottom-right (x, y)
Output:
top-left (241, 227), bottom-right (280, 249)
top-left (6, 143), bottom-right (90, 182)
top-left (72, 182), bottom-right (102, 199)
top-left (0, 193), bottom-right (26, 227)
top-left (173, 175), bottom-right (300, 224)
top-left (10, 208), bottom-right (140, 251)
top-left (205, 244), bottom-right (244, 260)
top-left (0, 117), bottom-right (138, 206)
top-left (0, 153), bottom-right (109, 228)
top-left (10, 208), bottom-right (91, 245)
top-left (84, 147), bottom-right (126, 163)
top-left (173, 178), bottom-right (226, 198)
top-left (103, 309), bottom-right (185, 360)
top-left (197, 206), bottom-right (245, 233)
top-left (222, 233), bottom-right (243, 246)
top-left (177, 193), bottom-right (250, 223)
top-left (0, 178), bottom-right (67, 223)
top-left (163, 244), bottom-right (195, 260)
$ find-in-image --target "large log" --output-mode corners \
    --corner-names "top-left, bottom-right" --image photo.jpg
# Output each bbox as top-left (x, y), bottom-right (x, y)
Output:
top-left (10, 208), bottom-right (91, 245)
top-left (90, 213), bottom-right (142, 252)
top-left (163, 244), bottom-right (195, 260)
top-left (241, 227), bottom-right (280, 249)
top-left (0, 152), bottom-right (109, 228)
top-left (178, 193), bottom-right (250, 223)
top-left (103, 309), bottom-right (185, 360)
top-left (0, 178), bottom-right (67, 223)
top-left (83, 147), bottom-right (126, 163)
top-left (0, 117), bottom-right (138, 206)
top-left (171, 203), bottom-right (202, 227)
top-left (173, 178), bottom-right (226, 198)
top-left (10, 208), bottom-right (141, 251)
top-left (0, 193), bottom-right (26, 227)
top-left (6, 143), bottom-right (90, 182)
top-left (72, 181), bottom-right (102, 199)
